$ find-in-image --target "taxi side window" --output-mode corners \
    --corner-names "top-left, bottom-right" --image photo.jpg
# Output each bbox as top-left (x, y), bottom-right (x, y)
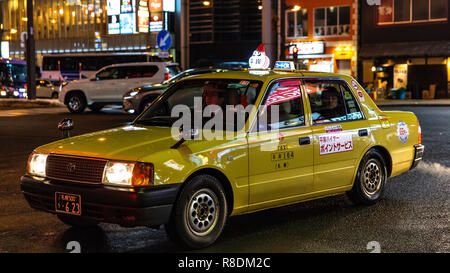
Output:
top-left (304, 80), bottom-right (363, 124)
top-left (256, 80), bottom-right (305, 132)
top-left (340, 83), bottom-right (364, 121)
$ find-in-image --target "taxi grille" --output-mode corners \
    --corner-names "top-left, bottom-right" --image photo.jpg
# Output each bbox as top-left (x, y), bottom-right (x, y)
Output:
top-left (46, 154), bottom-right (107, 184)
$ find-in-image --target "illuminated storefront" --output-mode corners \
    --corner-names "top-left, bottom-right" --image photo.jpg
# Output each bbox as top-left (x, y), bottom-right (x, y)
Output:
top-left (359, 0), bottom-right (449, 99)
top-left (284, 0), bottom-right (358, 77)
top-left (0, 0), bottom-right (179, 63)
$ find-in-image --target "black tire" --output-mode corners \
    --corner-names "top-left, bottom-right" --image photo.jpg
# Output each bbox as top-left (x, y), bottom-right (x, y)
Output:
top-left (57, 214), bottom-right (99, 228)
top-left (347, 149), bottom-right (387, 205)
top-left (164, 174), bottom-right (228, 249)
top-left (66, 92), bottom-right (86, 113)
top-left (88, 104), bottom-right (104, 112)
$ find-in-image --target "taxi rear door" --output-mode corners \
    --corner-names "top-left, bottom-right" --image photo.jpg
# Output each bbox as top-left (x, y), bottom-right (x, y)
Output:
top-left (248, 79), bottom-right (314, 210)
top-left (302, 78), bottom-right (371, 192)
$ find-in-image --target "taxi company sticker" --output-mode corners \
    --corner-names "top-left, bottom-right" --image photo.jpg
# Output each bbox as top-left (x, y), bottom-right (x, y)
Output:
top-left (351, 80), bottom-right (365, 102)
top-left (319, 132), bottom-right (353, 155)
top-left (325, 125), bottom-right (343, 133)
top-left (397, 121), bottom-right (409, 144)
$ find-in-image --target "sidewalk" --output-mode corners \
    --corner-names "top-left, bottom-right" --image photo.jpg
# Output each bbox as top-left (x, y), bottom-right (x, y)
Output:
top-left (0, 98), bottom-right (64, 110)
top-left (0, 99), bottom-right (66, 117)
top-left (375, 99), bottom-right (450, 107)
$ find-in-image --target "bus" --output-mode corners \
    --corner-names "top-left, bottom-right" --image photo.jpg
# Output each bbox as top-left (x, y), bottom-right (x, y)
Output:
top-left (41, 52), bottom-right (166, 82)
top-left (0, 58), bottom-right (27, 98)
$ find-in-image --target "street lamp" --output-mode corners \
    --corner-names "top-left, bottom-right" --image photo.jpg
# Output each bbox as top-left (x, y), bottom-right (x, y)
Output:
top-left (292, 5), bottom-right (301, 12)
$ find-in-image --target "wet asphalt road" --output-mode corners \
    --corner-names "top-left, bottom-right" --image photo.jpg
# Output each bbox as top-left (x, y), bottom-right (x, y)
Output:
top-left (0, 106), bottom-right (448, 253)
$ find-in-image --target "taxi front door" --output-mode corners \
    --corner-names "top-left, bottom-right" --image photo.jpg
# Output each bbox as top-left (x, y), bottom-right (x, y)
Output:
top-left (248, 79), bottom-right (314, 211)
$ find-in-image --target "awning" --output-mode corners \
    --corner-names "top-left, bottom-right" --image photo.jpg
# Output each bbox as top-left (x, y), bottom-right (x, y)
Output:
top-left (359, 41), bottom-right (450, 58)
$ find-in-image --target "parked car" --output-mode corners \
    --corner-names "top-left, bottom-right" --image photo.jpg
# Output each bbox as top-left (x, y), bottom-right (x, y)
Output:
top-left (0, 85), bottom-right (10, 97)
top-left (21, 68), bottom-right (423, 249)
top-left (36, 79), bottom-right (59, 99)
top-left (123, 67), bottom-right (228, 114)
top-left (59, 62), bottom-right (181, 113)
top-left (214, 61), bottom-right (249, 70)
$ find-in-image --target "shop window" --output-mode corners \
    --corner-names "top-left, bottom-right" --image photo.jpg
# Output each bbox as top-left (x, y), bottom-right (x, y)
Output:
top-left (394, 0), bottom-right (411, 22)
top-left (378, 0), bottom-right (448, 25)
top-left (430, 0), bottom-right (448, 19)
top-left (413, 0), bottom-right (429, 20)
top-left (285, 9), bottom-right (308, 38)
top-left (314, 6), bottom-right (350, 37)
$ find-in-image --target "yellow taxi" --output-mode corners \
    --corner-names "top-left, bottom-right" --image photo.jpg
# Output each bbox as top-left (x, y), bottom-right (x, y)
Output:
top-left (21, 62), bottom-right (424, 249)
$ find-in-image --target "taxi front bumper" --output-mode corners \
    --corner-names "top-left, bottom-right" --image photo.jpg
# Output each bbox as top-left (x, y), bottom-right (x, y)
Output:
top-left (20, 175), bottom-right (181, 227)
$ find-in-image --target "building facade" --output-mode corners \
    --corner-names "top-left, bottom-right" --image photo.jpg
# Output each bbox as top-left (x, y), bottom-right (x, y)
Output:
top-left (188, 0), bottom-right (262, 67)
top-left (358, 0), bottom-right (449, 99)
top-left (0, 0), bottom-right (180, 66)
top-left (283, 0), bottom-right (358, 77)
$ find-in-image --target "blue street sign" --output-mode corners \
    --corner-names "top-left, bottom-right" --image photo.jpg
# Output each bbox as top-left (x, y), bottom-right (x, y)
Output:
top-left (157, 30), bottom-right (172, 51)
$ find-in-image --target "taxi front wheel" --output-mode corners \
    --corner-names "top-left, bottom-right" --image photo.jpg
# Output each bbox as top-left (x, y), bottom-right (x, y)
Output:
top-left (347, 149), bottom-right (387, 205)
top-left (165, 174), bottom-right (228, 249)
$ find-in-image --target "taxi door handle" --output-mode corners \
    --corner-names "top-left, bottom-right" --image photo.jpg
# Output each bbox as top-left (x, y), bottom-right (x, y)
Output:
top-left (359, 129), bottom-right (368, 137)
top-left (299, 137), bottom-right (311, 145)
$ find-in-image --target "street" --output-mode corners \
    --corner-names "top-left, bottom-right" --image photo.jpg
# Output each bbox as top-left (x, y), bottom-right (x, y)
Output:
top-left (0, 106), bottom-right (448, 253)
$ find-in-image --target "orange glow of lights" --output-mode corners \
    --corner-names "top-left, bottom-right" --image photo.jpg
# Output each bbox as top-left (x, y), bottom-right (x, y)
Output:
top-left (418, 120), bottom-right (422, 144)
top-left (131, 162), bottom-right (154, 187)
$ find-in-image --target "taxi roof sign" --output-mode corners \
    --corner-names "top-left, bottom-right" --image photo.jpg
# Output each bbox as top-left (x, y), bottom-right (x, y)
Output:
top-left (274, 61), bottom-right (296, 71)
top-left (249, 44), bottom-right (270, 69)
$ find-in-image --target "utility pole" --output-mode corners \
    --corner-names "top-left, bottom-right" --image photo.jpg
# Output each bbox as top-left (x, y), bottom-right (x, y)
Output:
top-left (262, 0), bottom-right (275, 66)
top-left (180, 0), bottom-right (190, 70)
top-left (26, 0), bottom-right (36, 100)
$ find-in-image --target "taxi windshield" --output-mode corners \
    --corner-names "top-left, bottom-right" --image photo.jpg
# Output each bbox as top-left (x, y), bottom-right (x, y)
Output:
top-left (135, 79), bottom-right (263, 130)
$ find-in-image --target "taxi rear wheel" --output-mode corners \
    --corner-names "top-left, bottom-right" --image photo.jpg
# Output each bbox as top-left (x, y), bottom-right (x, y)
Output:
top-left (165, 174), bottom-right (228, 249)
top-left (347, 149), bottom-right (387, 205)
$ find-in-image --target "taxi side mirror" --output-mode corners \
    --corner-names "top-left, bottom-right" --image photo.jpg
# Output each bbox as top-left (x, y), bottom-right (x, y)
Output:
top-left (171, 127), bottom-right (199, 149)
top-left (58, 118), bottom-right (74, 138)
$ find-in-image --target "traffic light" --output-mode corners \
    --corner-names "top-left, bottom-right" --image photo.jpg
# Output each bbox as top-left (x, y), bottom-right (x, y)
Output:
top-left (292, 46), bottom-right (298, 61)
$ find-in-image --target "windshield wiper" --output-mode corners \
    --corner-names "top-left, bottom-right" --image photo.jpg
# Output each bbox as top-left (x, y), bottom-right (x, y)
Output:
top-left (134, 117), bottom-right (176, 126)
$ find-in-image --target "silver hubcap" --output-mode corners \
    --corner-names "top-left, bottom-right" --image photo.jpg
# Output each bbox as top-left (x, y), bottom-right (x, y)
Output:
top-left (362, 161), bottom-right (382, 196)
top-left (187, 190), bottom-right (219, 236)
top-left (68, 96), bottom-right (80, 111)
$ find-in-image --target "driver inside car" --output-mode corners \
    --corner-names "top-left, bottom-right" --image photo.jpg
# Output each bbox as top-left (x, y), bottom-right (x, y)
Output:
top-left (313, 86), bottom-right (346, 123)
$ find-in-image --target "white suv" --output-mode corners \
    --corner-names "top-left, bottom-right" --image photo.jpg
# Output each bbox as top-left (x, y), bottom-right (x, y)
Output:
top-left (59, 62), bottom-right (180, 113)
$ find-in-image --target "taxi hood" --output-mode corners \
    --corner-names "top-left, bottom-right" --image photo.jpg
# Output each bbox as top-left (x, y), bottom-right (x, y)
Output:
top-left (34, 125), bottom-right (177, 162)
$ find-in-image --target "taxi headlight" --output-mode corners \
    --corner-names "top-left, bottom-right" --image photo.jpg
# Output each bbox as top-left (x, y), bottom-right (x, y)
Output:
top-left (102, 161), bottom-right (153, 187)
top-left (27, 153), bottom-right (48, 177)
